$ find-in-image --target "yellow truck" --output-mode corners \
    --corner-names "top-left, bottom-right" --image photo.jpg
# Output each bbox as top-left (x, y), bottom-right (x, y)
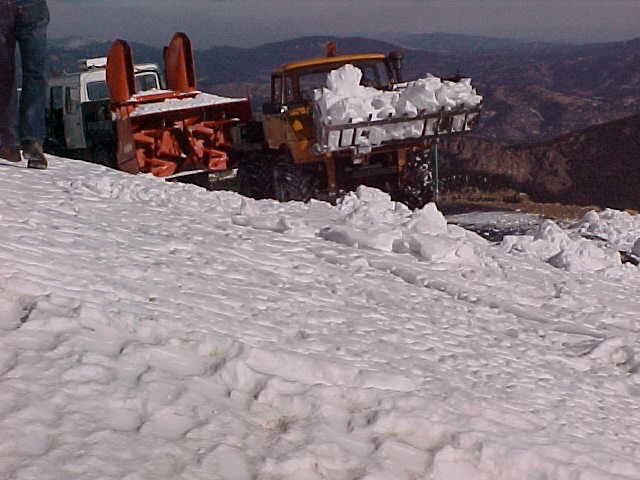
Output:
top-left (238, 44), bottom-right (482, 207)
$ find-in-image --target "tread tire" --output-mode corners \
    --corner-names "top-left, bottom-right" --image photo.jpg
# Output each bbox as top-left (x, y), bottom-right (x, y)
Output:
top-left (401, 149), bottom-right (434, 209)
top-left (238, 153), bottom-right (274, 200)
top-left (92, 144), bottom-right (117, 169)
top-left (273, 161), bottom-right (316, 203)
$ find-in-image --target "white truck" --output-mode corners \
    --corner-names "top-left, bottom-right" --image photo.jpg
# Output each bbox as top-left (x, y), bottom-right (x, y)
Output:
top-left (45, 57), bottom-right (163, 167)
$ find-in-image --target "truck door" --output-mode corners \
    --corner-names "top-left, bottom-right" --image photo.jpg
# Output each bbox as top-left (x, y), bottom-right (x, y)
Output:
top-left (262, 74), bottom-right (287, 149)
top-left (47, 86), bottom-right (65, 146)
top-left (63, 85), bottom-right (87, 150)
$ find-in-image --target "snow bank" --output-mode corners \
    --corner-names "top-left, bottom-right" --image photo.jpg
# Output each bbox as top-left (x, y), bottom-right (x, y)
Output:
top-left (315, 65), bottom-right (482, 151)
top-left (575, 208), bottom-right (640, 251)
top-left (2, 157), bottom-right (640, 480)
top-left (319, 186), bottom-right (486, 264)
top-left (502, 219), bottom-right (622, 273)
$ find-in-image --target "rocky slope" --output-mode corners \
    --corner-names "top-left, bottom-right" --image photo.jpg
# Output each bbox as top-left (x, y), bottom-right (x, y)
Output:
top-left (441, 113), bottom-right (640, 209)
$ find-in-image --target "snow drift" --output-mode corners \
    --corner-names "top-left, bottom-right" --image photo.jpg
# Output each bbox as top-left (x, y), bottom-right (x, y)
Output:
top-left (1, 155), bottom-right (640, 480)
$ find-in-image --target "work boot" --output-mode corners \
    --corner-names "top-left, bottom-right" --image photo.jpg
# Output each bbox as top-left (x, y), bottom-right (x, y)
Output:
top-left (0, 144), bottom-right (21, 163)
top-left (21, 141), bottom-right (48, 170)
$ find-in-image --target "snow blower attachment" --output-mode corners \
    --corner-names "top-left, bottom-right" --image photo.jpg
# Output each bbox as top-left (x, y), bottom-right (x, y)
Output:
top-left (106, 33), bottom-right (251, 181)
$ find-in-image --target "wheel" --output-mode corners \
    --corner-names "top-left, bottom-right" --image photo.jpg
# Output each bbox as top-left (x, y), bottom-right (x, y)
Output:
top-left (400, 149), bottom-right (434, 209)
top-left (237, 153), bottom-right (274, 199)
top-left (273, 160), bottom-right (317, 203)
top-left (92, 144), bottom-right (117, 169)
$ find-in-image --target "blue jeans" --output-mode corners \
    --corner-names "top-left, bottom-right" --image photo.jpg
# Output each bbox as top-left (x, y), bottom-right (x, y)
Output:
top-left (0, 0), bottom-right (49, 147)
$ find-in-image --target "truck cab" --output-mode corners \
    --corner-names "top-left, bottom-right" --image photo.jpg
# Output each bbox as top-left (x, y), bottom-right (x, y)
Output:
top-left (251, 50), bottom-right (428, 203)
top-left (45, 57), bottom-right (163, 164)
top-left (262, 53), bottom-right (398, 165)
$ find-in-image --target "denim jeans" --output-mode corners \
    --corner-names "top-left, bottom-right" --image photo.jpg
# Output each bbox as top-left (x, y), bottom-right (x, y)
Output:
top-left (0, 0), bottom-right (49, 147)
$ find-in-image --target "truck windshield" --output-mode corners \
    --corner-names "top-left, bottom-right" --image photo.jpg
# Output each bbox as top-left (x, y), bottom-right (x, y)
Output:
top-left (296, 60), bottom-right (390, 103)
top-left (135, 73), bottom-right (160, 93)
top-left (85, 72), bottom-right (161, 101)
top-left (86, 81), bottom-right (109, 101)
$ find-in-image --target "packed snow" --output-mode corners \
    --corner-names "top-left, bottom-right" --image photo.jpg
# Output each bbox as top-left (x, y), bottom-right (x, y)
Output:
top-left (1, 156), bottom-right (640, 480)
top-left (314, 65), bottom-right (482, 151)
top-left (130, 91), bottom-right (247, 117)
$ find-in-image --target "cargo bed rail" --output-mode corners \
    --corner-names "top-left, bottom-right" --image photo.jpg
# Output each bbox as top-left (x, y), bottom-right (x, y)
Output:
top-left (314, 103), bottom-right (482, 155)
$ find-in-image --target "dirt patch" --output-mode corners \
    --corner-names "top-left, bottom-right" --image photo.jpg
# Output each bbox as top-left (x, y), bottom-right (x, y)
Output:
top-left (437, 189), bottom-right (601, 220)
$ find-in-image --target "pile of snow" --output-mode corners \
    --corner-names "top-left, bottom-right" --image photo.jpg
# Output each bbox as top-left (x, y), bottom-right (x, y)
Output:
top-left (131, 91), bottom-right (247, 117)
top-left (2, 156), bottom-right (640, 480)
top-left (501, 219), bottom-right (622, 273)
top-left (500, 207), bottom-right (640, 273)
top-left (319, 186), bottom-right (485, 264)
top-left (314, 64), bottom-right (482, 151)
top-left (575, 208), bottom-right (640, 251)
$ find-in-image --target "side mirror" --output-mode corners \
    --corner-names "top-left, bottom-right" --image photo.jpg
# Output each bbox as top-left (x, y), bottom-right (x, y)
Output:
top-left (263, 102), bottom-right (289, 115)
top-left (388, 50), bottom-right (404, 84)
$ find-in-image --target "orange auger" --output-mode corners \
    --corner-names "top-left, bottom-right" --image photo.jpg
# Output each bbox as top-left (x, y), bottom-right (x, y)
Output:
top-left (106, 33), bottom-right (251, 178)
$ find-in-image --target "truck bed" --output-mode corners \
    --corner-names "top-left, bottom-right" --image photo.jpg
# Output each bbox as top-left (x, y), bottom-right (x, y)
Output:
top-left (313, 103), bottom-right (482, 155)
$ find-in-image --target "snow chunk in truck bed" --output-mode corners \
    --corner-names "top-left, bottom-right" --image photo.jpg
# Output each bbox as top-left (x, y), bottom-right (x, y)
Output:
top-left (314, 64), bottom-right (482, 151)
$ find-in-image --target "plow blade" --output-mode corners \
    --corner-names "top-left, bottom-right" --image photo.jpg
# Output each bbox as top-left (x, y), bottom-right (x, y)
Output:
top-left (106, 39), bottom-right (138, 173)
top-left (106, 32), bottom-right (251, 179)
top-left (106, 40), bottom-right (136, 103)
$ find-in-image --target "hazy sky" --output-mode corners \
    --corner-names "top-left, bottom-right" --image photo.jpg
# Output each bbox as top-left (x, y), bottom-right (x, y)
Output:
top-left (48, 0), bottom-right (640, 48)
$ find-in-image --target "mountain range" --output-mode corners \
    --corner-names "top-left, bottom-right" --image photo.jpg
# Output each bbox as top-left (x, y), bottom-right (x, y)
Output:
top-left (441, 112), bottom-right (640, 209)
top-left (48, 33), bottom-right (640, 142)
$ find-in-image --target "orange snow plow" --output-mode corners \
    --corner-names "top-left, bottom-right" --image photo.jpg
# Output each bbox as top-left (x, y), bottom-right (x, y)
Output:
top-left (106, 33), bottom-right (251, 182)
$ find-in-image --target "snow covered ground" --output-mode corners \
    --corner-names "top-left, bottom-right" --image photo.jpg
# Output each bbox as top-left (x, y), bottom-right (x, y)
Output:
top-left (1, 156), bottom-right (640, 480)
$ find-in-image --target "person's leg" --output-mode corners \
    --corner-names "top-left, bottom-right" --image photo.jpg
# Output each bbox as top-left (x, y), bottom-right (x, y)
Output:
top-left (15, 0), bottom-right (48, 168)
top-left (16, 0), bottom-right (49, 145)
top-left (0, 0), bottom-right (18, 150)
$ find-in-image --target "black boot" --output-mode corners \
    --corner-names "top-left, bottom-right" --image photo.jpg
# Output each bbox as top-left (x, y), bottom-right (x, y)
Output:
top-left (21, 141), bottom-right (48, 170)
top-left (0, 144), bottom-right (22, 163)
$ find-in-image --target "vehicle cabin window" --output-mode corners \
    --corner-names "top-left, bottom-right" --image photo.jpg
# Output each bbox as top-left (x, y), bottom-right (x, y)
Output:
top-left (86, 81), bottom-right (109, 101)
top-left (358, 62), bottom-right (390, 89)
top-left (50, 86), bottom-right (63, 110)
top-left (64, 86), bottom-right (75, 113)
top-left (285, 76), bottom-right (295, 104)
top-left (287, 60), bottom-right (390, 105)
top-left (298, 72), bottom-right (331, 103)
top-left (85, 73), bottom-right (158, 102)
top-left (271, 75), bottom-right (283, 105)
top-left (135, 73), bottom-right (159, 93)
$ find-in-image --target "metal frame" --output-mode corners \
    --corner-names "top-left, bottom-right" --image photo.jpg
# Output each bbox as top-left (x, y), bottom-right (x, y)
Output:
top-left (315, 104), bottom-right (482, 155)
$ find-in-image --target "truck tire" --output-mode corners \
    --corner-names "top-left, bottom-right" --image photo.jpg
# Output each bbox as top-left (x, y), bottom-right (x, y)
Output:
top-left (238, 153), bottom-right (274, 199)
top-left (92, 144), bottom-right (117, 169)
top-left (273, 161), bottom-right (316, 203)
top-left (401, 149), bottom-right (433, 209)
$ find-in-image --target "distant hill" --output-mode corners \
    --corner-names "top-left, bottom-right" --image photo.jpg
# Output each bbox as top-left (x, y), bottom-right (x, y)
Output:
top-left (441, 113), bottom-right (640, 209)
top-left (198, 34), bottom-right (640, 144)
top-left (196, 36), bottom-right (403, 84)
top-left (369, 32), bottom-right (575, 56)
top-left (48, 37), bottom-right (163, 76)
